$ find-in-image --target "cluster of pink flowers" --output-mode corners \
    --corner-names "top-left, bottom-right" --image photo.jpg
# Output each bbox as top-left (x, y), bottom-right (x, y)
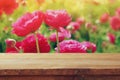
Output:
top-left (5, 10), bottom-right (97, 53)
top-left (98, 7), bottom-right (120, 44)
top-left (84, 8), bottom-right (120, 45)
top-left (99, 7), bottom-right (120, 31)
top-left (6, 34), bottom-right (51, 53)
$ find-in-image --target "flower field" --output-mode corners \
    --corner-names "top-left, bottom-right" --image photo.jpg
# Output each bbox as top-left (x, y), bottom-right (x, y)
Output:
top-left (0, 0), bottom-right (120, 53)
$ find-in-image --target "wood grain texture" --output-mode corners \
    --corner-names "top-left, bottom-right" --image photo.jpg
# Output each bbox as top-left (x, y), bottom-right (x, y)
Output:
top-left (76, 76), bottom-right (120, 80)
top-left (0, 54), bottom-right (120, 69)
top-left (0, 54), bottom-right (119, 80)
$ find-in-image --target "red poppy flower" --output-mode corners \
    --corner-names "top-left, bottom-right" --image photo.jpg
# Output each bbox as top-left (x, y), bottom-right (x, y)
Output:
top-left (44, 10), bottom-right (71, 31)
top-left (100, 13), bottom-right (109, 23)
top-left (12, 11), bottom-right (44, 36)
top-left (81, 41), bottom-right (96, 53)
top-left (0, 0), bottom-right (18, 15)
top-left (22, 34), bottom-right (50, 53)
top-left (107, 33), bottom-right (116, 44)
top-left (110, 16), bottom-right (120, 31)
top-left (55, 40), bottom-right (86, 53)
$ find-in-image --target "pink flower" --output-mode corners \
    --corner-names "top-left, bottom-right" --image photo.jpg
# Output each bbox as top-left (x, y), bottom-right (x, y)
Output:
top-left (49, 33), bottom-right (65, 42)
top-left (100, 13), bottom-right (109, 23)
top-left (91, 25), bottom-right (98, 32)
top-left (22, 34), bottom-right (50, 53)
top-left (0, 0), bottom-right (18, 15)
top-left (81, 41), bottom-right (96, 53)
top-left (59, 27), bottom-right (71, 38)
top-left (12, 11), bottom-right (44, 36)
top-left (107, 33), bottom-right (116, 44)
top-left (116, 7), bottom-right (120, 17)
top-left (49, 28), bottom-right (71, 42)
top-left (85, 22), bottom-right (92, 29)
top-left (76, 17), bottom-right (85, 25)
top-left (110, 16), bottom-right (120, 31)
top-left (67, 22), bottom-right (80, 33)
top-left (5, 41), bottom-right (21, 53)
top-left (55, 40), bottom-right (86, 53)
top-left (44, 10), bottom-right (71, 30)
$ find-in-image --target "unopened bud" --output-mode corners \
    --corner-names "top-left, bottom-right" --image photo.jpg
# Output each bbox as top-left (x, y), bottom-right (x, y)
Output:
top-left (5, 38), bottom-right (16, 47)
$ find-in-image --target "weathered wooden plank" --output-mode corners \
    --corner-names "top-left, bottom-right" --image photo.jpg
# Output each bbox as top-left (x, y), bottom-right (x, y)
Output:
top-left (82, 76), bottom-right (120, 80)
top-left (0, 54), bottom-right (119, 80)
top-left (0, 54), bottom-right (120, 69)
top-left (0, 54), bottom-right (120, 59)
top-left (3, 76), bottom-right (76, 80)
top-left (0, 69), bottom-right (120, 76)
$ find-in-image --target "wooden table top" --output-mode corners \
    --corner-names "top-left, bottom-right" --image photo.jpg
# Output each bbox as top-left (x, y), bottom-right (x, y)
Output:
top-left (0, 54), bottom-right (119, 80)
top-left (0, 54), bottom-right (119, 69)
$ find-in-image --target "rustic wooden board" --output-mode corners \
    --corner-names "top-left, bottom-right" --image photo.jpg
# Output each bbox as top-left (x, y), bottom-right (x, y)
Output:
top-left (0, 54), bottom-right (119, 80)
top-left (0, 54), bottom-right (120, 69)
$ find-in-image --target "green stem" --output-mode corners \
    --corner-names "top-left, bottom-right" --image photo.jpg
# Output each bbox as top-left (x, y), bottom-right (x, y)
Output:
top-left (34, 33), bottom-right (40, 53)
top-left (56, 30), bottom-right (60, 53)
